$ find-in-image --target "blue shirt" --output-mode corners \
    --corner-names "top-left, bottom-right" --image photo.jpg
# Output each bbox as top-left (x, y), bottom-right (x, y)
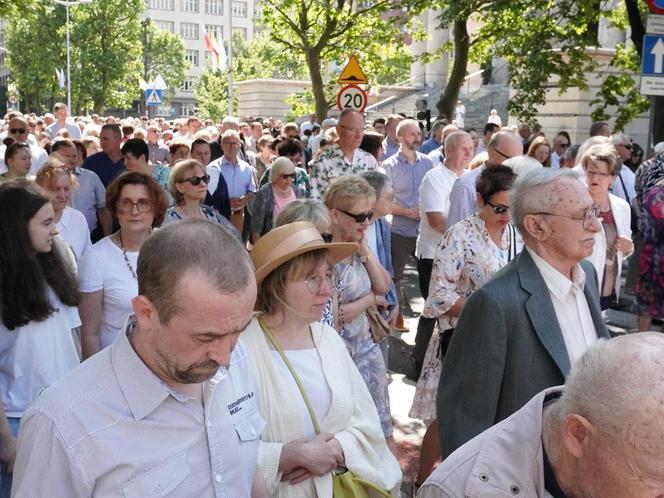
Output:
top-left (381, 137), bottom-right (400, 161)
top-left (82, 151), bottom-right (125, 187)
top-left (209, 156), bottom-right (256, 199)
top-left (447, 164), bottom-right (486, 227)
top-left (382, 151), bottom-right (433, 238)
top-left (71, 167), bottom-right (105, 231)
top-left (419, 137), bottom-right (441, 155)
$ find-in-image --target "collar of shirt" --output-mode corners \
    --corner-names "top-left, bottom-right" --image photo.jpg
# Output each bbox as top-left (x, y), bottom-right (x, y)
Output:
top-left (526, 247), bottom-right (586, 302)
top-left (111, 316), bottom-right (227, 420)
top-left (73, 166), bottom-right (82, 176)
top-left (396, 150), bottom-right (424, 166)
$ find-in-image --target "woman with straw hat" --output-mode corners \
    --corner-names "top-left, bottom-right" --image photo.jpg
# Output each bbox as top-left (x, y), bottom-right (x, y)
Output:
top-left (241, 221), bottom-right (402, 498)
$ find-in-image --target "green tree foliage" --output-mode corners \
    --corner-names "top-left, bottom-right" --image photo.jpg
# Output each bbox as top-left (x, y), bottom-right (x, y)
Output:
top-left (259, 0), bottom-right (420, 122)
top-left (194, 69), bottom-right (235, 121)
top-left (431, 0), bottom-right (649, 129)
top-left (144, 21), bottom-right (189, 105)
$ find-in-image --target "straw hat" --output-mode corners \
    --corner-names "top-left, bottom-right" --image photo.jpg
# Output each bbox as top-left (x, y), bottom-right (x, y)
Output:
top-left (252, 221), bottom-right (357, 285)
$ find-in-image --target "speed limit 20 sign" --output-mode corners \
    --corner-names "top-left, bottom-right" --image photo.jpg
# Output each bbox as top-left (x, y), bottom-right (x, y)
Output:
top-left (337, 84), bottom-right (368, 112)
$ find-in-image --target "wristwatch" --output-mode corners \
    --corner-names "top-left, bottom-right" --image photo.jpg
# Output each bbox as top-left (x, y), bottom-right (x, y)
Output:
top-left (359, 254), bottom-right (369, 263)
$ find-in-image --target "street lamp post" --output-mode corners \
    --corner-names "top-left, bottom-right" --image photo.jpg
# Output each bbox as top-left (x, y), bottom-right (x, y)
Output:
top-left (52, 0), bottom-right (92, 113)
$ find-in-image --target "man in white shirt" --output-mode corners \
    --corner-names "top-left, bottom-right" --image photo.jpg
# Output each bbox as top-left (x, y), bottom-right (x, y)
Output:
top-left (436, 168), bottom-right (610, 457)
top-left (13, 220), bottom-right (267, 497)
top-left (45, 103), bottom-right (82, 140)
top-left (411, 131), bottom-right (473, 376)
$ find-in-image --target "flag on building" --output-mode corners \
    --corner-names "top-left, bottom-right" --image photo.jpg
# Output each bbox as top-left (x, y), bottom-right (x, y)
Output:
top-left (204, 32), bottom-right (226, 72)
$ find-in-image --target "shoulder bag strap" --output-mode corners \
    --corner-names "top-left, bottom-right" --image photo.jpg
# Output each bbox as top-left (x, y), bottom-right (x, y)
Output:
top-left (617, 171), bottom-right (631, 203)
top-left (258, 318), bottom-right (321, 435)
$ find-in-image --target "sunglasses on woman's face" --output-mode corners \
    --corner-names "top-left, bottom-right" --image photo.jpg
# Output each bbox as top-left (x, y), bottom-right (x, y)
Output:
top-left (181, 175), bottom-right (210, 186)
top-left (337, 208), bottom-right (374, 223)
top-left (485, 199), bottom-right (510, 215)
top-left (280, 173), bottom-right (296, 180)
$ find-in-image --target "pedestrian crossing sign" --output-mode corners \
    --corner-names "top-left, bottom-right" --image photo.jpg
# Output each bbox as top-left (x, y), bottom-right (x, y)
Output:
top-left (146, 89), bottom-right (162, 105)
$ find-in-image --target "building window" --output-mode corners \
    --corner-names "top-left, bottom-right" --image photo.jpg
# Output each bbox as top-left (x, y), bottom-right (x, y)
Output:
top-left (204, 24), bottom-right (223, 40)
top-left (205, 0), bottom-right (223, 15)
top-left (232, 27), bottom-right (247, 39)
top-left (181, 103), bottom-right (197, 117)
top-left (154, 20), bottom-right (175, 32)
top-left (185, 49), bottom-right (199, 66)
top-left (180, 22), bottom-right (199, 40)
top-left (232, 1), bottom-right (247, 17)
top-left (181, 0), bottom-right (199, 13)
top-left (182, 79), bottom-right (196, 92)
top-left (147, 0), bottom-right (174, 9)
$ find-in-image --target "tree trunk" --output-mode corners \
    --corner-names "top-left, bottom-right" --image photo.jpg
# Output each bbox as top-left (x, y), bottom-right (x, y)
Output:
top-left (436, 18), bottom-right (470, 120)
top-left (305, 48), bottom-right (329, 122)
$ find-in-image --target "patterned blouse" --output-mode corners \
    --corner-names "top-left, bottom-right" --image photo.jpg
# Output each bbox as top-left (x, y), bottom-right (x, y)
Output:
top-left (422, 212), bottom-right (523, 329)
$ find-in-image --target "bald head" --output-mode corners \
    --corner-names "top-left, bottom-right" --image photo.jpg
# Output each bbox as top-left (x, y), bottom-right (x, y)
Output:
top-left (444, 131), bottom-right (474, 169)
top-left (487, 130), bottom-right (522, 167)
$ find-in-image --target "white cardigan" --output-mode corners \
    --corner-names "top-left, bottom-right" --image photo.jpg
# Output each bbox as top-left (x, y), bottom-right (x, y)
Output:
top-left (586, 193), bottom-right (633, 300)
top-left (240, 318), bottom-right (402, 498)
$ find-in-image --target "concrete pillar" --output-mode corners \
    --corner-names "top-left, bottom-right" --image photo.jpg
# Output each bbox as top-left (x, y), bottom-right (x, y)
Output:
top-left (598, 0), bottom-right (625, 48)
top-left (410, 12), bottom-right (428, 87)
top-left (424, 10), bottom-right (448, 88)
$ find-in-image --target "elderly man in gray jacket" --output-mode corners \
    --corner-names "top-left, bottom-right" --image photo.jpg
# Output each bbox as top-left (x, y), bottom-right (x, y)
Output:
top-left (436, 168), bottom-right (610, 458)
top-left (421, 333), bottom-right (664, 497)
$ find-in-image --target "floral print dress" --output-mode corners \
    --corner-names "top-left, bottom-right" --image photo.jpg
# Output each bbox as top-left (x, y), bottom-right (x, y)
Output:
top-left (335, 254), bottom-right (393, 437)
top-left (409, 213), bottom-right (522, 424)
top-left (635, 184), bottom-right (664, 318)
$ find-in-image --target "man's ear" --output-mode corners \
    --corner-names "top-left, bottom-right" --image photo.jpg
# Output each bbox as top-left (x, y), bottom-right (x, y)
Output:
top-left (132, 295), bottom-right (157, 331)
top-left (562, 414), bottom-right (595, 459)
top-left (523, 214), bottom-right (549, 242)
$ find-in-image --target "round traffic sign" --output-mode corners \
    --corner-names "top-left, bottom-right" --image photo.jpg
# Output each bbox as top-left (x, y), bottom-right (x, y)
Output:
top-left (647, 0), bottom-right (664, 14)
top-left (337, 84), bottom-right (368, 112)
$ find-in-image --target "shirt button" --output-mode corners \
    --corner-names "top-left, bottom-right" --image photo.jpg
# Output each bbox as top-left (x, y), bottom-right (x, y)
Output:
top-left (215, 475), bottom-right (222, 483)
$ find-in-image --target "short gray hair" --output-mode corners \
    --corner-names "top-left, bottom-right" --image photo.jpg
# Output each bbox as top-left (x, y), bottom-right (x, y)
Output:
top-left (396, 119), bottom-right (419, 137)
top-left (546, 333), bottom-right (664, 445)
top-left (360, 171), bottom-right (391, 199)
top-left (268, 157), bottom-right (295, 184)
top-left (444, 130), bottom-right (471, 152)
top-left (510, 168), bottom-right (581, 236)
top-left (502, 155), bottom-right (542, 177)
top-left (275, 199), bottom-right (331, 228)
top-left (576, 136), bottom-right (611, 167)
top-left (137, 220), bottom-right (253, 323)
top-left (611, 132), bottom-right (630, 145)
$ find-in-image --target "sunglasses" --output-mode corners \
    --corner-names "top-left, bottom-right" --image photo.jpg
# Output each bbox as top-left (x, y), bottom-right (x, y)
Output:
top-left (321, 232), bottom-right (333, 243)
top-left (9, 128), bottom-right (27, 134)
top-left (181, 175), bottom-right (210, 186)
top-left (485, 199), bottom-right (510, 214)
top-left (619, 143), bottom-right (632, 150)
top-left (337, 208), bottom-right (374, 223)
top-left (280, 173), bottom-right (297, 180)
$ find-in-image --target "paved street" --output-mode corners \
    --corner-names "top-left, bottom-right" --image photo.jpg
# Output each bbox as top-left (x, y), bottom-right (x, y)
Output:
top-left (385, 256), bottom-right (650, 496)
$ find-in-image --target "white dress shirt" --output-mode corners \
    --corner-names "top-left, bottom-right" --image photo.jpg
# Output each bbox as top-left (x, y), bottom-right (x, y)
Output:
top-left (527, 247), bottom-right (599, 364)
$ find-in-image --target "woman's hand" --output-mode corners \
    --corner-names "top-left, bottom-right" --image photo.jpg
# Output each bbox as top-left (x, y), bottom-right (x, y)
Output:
top-left (279, 433), bottom-right (342, 483)
top-left (613, 235), bottom-right (633, 254)
top-left (375, 294), bottom-right (389, 311)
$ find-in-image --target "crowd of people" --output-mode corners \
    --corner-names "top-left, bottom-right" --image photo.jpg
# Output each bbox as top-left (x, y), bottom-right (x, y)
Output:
top-left (0, 101), bottom-right (663, 497)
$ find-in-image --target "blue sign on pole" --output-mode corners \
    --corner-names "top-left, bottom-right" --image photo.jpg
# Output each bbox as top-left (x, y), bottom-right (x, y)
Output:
top-left (642, 35), bottom-right (664, 76)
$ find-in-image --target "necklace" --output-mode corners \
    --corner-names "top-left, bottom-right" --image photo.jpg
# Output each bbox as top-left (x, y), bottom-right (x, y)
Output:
top-left (118, 231), bottom-right (137, 280)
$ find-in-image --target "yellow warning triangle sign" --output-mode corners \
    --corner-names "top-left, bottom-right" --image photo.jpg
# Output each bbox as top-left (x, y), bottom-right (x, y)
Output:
top-left (337, 55), bottom-right (368, 85)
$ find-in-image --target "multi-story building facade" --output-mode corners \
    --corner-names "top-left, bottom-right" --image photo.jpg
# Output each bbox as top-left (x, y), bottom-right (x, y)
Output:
top-left (145, 0), bottom-right (257, 117)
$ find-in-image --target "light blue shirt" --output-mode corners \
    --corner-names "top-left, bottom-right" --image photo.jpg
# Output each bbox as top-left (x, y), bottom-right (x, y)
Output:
top-left (71, 166), bottom-right (106, 231)
top-left (210, 156), bottom-right (256, 199)
top-left (383, 151), bottom-right (433, 238)
top-left (12, 319), bottom-right (264, 498)
top-left (381, 137), bottom-right (400, 161)
top-left (447, 164), bottom-right (486, 227)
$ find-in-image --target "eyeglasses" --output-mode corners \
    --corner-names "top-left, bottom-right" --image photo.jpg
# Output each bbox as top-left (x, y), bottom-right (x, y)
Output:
top-left (534, 205), bottom-right (601, 229)
top-left (9, 128), bottom-right (27, 134)
top-left (181, 174), bottom-right (210, 186)
top-left (116, 198), bottom-right (154, 213)
top-left (280, 173), bottom-right (297, 180)
top-left (557, 142), bottom-right (570, 148)
top-left (222, 141), bottom-right (241, 147)
top-left (337, 208), bottom-right (374, 223)
top-left (618, 143), bottom-right (632, 150)
top-left (485, 199), bottom-right (509, 214)
top-left (303, 271), bottom-right (334, 295)
top-left (493, 148), bottom-right (512, 160)
top-left (321, 232), bottom-right (333, 243)
top-left (585, 170), bottom-right (611, 178)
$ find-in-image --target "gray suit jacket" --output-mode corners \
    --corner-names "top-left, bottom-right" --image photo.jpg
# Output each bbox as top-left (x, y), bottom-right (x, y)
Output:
top-left (436, 249), bottom-right (609, 457)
